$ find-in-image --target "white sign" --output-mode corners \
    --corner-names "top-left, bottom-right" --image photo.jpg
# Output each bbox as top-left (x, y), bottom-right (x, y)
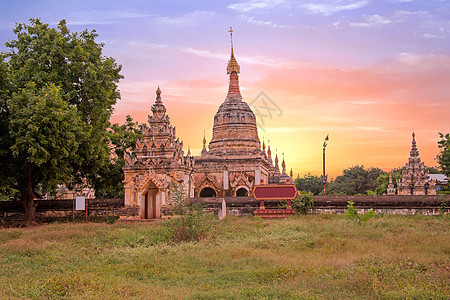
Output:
top-left (75, 196), bottom-right (86, 211)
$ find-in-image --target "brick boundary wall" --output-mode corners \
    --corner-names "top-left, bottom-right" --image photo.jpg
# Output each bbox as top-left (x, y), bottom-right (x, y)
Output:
top-left (1, 195), bottom-right (449, 224)
top-left (0, 198), bottom-right (138, 225)
top-left (191, 195), bottom-right (450, 216)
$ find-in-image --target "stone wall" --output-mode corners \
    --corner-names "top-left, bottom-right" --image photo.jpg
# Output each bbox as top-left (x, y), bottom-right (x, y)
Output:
top-left (1, 195), bottom-right (448, 224)
top-left (0, 198), bottom-right (138, 224)
top-left (191, 195), bottom-right (449, 217)
top-left (312, 195), bottom-right (449, 215)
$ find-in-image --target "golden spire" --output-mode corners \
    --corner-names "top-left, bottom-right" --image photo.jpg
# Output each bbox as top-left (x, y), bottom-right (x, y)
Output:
top-left (156, 86), bottom-right (162, 102)
top-left (290, 168), bottom-right (293, 178)
top-left (203, 131), bottom-right (206, 146)
top-left (227, 27), bottom-right (240, 74)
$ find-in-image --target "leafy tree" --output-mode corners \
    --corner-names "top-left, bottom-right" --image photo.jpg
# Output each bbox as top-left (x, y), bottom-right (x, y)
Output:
top-left (93, 116), bottom-right (143, 198)
top-left (436, 132), bottom-right (450, 178)
top-left (1, 18), bottom-right (122, 223)
top-left (0, 53), bottom-right (16, 201)
top-left (426, 166), bottom-right (442, 174)
top-left (8, 83), bottom-right (83, 222)
top-left (294, 173), bottom-right (322, 195)
top-left (375, 167), bottom-right (404, 195)
top-left (328, 165), bottom-right (385, 195)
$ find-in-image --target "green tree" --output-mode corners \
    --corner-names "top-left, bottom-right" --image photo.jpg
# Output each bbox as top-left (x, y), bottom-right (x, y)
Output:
top-left (8, 83), bottom-right (83, 222)
top-left (0, 53), bottom-right (17, 201)
top-left (436, 133), bottom-right (450, 178)
top-left (375, 167), bottom-right (403, 195)
top-left (93, 115), bottom-right (143, 198)
top-left (1, 18), bottom-right (122, 223)
top-left (328, 165), bottom-right (385, 195)
top-left (294, 173), bottom-right (322, 195)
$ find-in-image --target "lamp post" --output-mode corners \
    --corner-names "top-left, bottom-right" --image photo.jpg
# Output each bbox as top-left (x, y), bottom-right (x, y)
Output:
top-left (320, 135), bottom-right (329, 195)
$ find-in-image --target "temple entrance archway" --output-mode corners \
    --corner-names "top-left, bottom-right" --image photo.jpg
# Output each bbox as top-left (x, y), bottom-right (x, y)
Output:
top-left (236, 187), bottom-right (248, 197)
top-left (141, 180), bottom-right (159, 219)
top-left (200, 187), bottom-right (217, 197)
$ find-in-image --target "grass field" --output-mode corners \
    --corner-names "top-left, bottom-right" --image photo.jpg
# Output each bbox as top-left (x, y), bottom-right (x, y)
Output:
top-left (0, 214), bottom-right (449, 299)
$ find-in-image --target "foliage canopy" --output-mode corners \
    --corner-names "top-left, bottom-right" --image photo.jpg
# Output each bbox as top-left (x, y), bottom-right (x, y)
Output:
top-left (0, 18), bottom-right (123, 223)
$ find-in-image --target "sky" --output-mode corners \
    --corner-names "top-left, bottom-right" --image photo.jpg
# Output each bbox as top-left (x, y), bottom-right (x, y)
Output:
top-left (1, 0), bottom-right (449, 178)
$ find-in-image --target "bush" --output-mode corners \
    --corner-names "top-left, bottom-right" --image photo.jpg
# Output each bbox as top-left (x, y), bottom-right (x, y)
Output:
top-left (345, 201), bottom-right (376, 223)
top-left (163, 204), bottom-right (218, 242)
top-left (291, 191), bottom-right (314, 215)
top-left (105, 215), bottom-right (119, 224)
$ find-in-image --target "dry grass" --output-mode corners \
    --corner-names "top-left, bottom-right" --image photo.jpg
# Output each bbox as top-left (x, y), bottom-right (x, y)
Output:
top-left (0, 214), bottom-right (449, 299)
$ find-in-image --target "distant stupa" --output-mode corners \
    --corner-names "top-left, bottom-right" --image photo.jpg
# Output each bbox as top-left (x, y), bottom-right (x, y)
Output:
top-left (397, 133), bottom-right (436, 195)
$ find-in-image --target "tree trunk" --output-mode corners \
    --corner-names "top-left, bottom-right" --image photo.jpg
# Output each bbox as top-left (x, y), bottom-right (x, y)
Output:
top-left (20, 162), bottom-right (38, 225)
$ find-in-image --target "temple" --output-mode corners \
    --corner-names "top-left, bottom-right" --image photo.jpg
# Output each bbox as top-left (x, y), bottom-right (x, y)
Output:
top-left (386, 173), bottom-right (396, 195)
top-left (123, 87), bottom-right (194, 218)
top-left (397, 133), bottom-right (436, 195)
top-left (123, 30), bottom-right (293, 218)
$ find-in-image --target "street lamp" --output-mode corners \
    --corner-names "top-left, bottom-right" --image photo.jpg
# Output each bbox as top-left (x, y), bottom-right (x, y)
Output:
top-left (321, 134), bottom-right (329, 196)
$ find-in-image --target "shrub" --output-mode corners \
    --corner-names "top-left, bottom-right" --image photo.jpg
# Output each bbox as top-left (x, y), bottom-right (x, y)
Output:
top-left (291, 191), bottom-right (314, 215)
top-left (105, 215), bottom-right (119, 224)
top-left (163, 204), bottom-right (218, 242)
top-left (345, 201), bottom-right (376, 223)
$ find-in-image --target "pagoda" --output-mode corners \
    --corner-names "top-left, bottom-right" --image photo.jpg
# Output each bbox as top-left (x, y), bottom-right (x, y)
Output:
top-left (192, 28), bottom-right (284, 197)
top-left (386, 173), bottom-right (396, 195)
top-left (123, 88), bottom-right (194, 218)
top-left (397, 133), bottom-right (436, 195)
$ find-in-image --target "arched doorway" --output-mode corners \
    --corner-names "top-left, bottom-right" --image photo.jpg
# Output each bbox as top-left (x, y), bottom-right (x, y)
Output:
top-left (200, 187), bottom-right (217, 197)
top-left (141, 180), bottom-right (159, 219)
top-left (236, 187), bottom-right (248, 197)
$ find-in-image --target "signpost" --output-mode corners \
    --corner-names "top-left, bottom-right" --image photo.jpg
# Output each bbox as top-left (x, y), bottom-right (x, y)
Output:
top-left (253, 184), bottom-right (298, 218)
top-left (74, 196), bottom-right (88, 222)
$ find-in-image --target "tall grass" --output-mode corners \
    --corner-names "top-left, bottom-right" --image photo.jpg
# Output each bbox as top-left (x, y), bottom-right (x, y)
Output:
top-left (0, 214), bottom-right (448, 299)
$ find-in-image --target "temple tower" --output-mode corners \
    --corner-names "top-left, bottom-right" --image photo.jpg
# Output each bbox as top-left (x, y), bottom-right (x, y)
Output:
top-left (193, 28), bottom-right (275, 197)
top-left (397, 133), bottom-right (436, 195)
top-left (386, 173), bottom-right (396, 195)
top-left (123, 88), bottom-right (194, 218)
top-left (207, 35), bottom-right (260, 156)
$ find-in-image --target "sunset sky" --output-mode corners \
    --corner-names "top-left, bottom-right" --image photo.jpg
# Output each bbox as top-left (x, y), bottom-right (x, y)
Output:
top-left (1, 0), bottom-right (449, 178)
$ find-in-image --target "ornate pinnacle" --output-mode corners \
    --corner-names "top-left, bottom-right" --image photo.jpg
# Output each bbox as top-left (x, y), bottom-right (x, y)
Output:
top-left (227, 27), bottom-right (240, 74)
top-left (410, 131), bottom-right (419, 157)
top-left (156, 86), bottom-right (162, 103)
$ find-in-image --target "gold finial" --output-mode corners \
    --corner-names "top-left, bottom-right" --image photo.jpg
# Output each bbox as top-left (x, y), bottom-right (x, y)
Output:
top-left (227, 27), bottom-right (240, 74)
top-left (156, 86), bottom-right (162, 102)
top-left (203, 131), bottom-right (206, 146)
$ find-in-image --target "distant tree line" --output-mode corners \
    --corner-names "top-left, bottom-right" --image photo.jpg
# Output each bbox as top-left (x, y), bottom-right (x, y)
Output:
top-left (295, 160), bottom-right (448, 196)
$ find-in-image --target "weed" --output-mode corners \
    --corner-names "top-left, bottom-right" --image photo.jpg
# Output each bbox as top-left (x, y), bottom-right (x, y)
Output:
top-left (280, 191), bottom-right (314, 214)
top-left (345, 201), bottom-right (376, 223)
